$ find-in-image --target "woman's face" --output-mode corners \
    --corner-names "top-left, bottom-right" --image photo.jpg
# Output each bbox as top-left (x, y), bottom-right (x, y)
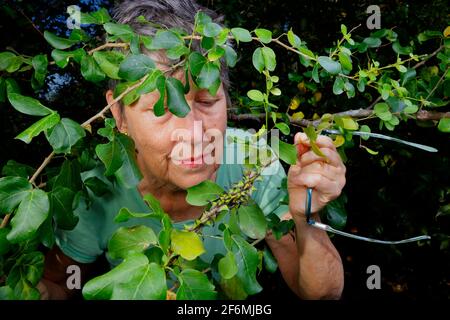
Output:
top-left (108, 63), bottom-right (227, 191)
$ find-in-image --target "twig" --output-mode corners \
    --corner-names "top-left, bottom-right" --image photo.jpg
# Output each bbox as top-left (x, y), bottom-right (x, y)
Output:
top-left (87, 43), bottom-right (129, 55)
top-left (413, 45), bottom-right (444, 70)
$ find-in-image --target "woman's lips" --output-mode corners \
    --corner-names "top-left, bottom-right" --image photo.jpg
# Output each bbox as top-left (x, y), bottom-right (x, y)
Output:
top-left (178, 154), bottom-right (206, 168)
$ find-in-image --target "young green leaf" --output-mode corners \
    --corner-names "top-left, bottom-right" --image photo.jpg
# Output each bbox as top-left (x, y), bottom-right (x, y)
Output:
top-left (197, 62), bottom-right (221, 96)
top-left (317, 56), bottom-right (342, 75)
top-left (218, 251), bottom-right (238, 280)
top-left (7, 189), bottom-right (49, 243)
top-left (237, 204), bottom-right (267, 240)
top-left (108, 225), bottom-right (158, 260)
top-left (15, 112), bottom-right (60, 144)
top-left (46, 118), bottom-right (86, 154)
top-left (43, 31), bottom-right (79, 49)
top-left (186, 180), bottom-right (224, 206)
top-left (80, 55), bottom-right (106, 82)
top-left (231, 27), bottom-right (252, 43)
top-left (254, 28), bottom-right (272, 44)
top-left (83, 254), bottom-right (166, 300)
top-left (176, 269), bottom-right (217, 300)
top-left (0, 176), bottom-right (32, 214)
top-left (166, 77), bottom-right (191, 117)
top-left (8, 93), bottom-right (54, 116)
top-left (171, 229), bottom-right (205, 261)
top-left (118, 54), bottom-right (155, 81)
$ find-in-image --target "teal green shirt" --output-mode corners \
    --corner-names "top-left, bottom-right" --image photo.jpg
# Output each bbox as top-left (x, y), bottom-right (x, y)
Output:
top-left (55, 128), bottom-right (288, 267)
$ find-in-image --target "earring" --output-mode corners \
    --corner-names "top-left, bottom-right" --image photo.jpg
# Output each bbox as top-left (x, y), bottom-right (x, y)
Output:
top-left (123, 131), bottom-right (128, 136)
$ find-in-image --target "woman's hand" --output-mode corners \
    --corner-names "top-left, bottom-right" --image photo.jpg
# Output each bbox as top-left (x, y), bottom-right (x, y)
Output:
top-left (287, 132), bottom-right (346, 219)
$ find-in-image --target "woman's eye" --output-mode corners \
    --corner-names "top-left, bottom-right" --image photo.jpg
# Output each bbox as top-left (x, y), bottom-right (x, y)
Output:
top-left (197, 100), bottom-right (216, 106)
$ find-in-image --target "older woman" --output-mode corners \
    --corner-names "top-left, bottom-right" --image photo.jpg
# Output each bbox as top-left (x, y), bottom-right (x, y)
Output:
top-left (39, 0), bottom-right (346, 300)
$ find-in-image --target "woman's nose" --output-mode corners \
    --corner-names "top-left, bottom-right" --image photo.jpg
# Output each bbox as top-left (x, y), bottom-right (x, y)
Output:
top-left (178, 106), bottom-right (205, 145)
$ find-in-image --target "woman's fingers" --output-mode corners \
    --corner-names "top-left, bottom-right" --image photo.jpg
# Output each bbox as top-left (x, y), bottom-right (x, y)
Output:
top-left (299, 147), bottom-right (345, 169)
top-left (289, 171), bottom-right (343, 199)
top-left (295, 132), bottom-right (337, 151)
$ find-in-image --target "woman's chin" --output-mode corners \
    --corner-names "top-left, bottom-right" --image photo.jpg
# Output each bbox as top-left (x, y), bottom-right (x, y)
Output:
top-left (172, 165), bottom-right (217, 189)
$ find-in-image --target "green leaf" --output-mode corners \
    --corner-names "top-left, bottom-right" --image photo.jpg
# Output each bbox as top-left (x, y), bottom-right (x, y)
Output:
top-left (201, 36), bottom-right (215, 50)
top-left (46, 118), bottom-right (86, 154)
top-left (287, 29), bottom-right (301, 48)
top-left (186, 180), bottom-right (224, 206)
top-left (51, 48), bottom-right (85, 68)
top-left (93, 51), bottom-right (124, 80)
top-left (54, 159), bottom-right (82, 191)
top-left (150, 30), bottom-right (184, 49)
top-left (95, 139), bottom-right (123, 176)
top-left (238, 204), bottom-right (267, 240)
top-left (219, 274), bottom-right (248, 300)
top-left (166, 77), bottom-right (191, 117)
top-left (7, 189), bottom-right (49, 243)
top-left (188, 52), bottom-right (207, 77)
top-left (114, 134), bottom-right (143, 188)
top-left (218, 251), bottom-right (238, 280)
top-left (16, 112), bottom-right (60, 144)
top-left (103, 22), bottom-right (134, 41)
top-left (0, 176), bottom-right (32, 214)
top-left (437, 118), bottom-right (450, 133)
top-left (338, 51), bottom-right (352, 71)
top-left (203, 22), bottom-right (222, 37)
top-left (143, 193), bottom-right (165, 215)
top-left (333, 77), bottom-right (345, 95)
top-left (207, 46), bottom-right (225, 61)
top-left (263, 246), bottom-right (278, 273)
top-left (137, 69), bottom-right (163, 95)
top-left (247, 89), bottom-right (264, 102)
top-left (31, 54), bottom-right (48, 89)
top-left (275, 122), bottom-right (290, 135)
top-left (171, 229), bottom-right (205, 261)
top-left (154, 76), bottom-right (166, 116)
top-left (231, 27), bottom-right (252, 43)
top-left (197, 62), bottom-right (221, 96)
top-left (1, 160), bottom-right (34, 178)
top-left (108, 225), bottom-right (158, 260)
top-left (226, 234), bottom-right (262, 295)
top-left (363, 37), bottom-right (382, 48)
top-left (176, 269), bottom-right (217, 300)
top-left (83, 254), bottom-right (167, 300)
top-left (223, 45), bottom-right (237, 68)
top-left (255, 28), bottom-right (272, 44)
top-left (272, 136), bottom-right (297, 165)
top-left (392, 41), bottom-right (412, 55)
top-left (317, 56), bottom-right (342, 75)
top-left (114, 207), bottom-right (160, 223)
top-left (359, 125), bottom-right (371, 140)
top-left (49, 186), bottom-right (78, 230)
top-left (118, 54), bottom-right (155, 81)
top-left (84, 176), bottom-right (110, 197)
top-left (252, 47), bottom-right (276, 72)
top-left (7, 252), bottom-right (44, 300)
top-left (43, 31), bottom-right (79, 49)
top-left (0, 52), bottom-right (17, 71)
top-left (80, 55), bottom-right (105, 82)
top-left (335, 116), bottom-right (359, 130)
top-left (8, 93), bottom-right (53, 116)
top-left (374, 102), bottom-right (393, 121)
top-left (166, 44), bottom-right (190, 60)
top-left (0, 286), bottom-right (15, 300)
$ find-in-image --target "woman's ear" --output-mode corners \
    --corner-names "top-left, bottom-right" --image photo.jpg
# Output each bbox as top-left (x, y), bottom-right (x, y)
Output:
top-left (106, 89), bottom-right (128, 134)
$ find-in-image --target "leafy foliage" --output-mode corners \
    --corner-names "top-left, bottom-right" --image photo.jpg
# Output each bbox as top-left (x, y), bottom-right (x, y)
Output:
top-left (0, 1), bottom-right (448, 300)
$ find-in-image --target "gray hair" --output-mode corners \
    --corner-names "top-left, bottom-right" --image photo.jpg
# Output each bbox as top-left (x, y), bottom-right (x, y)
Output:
top-left (109, 0), bottom-right (232, 108)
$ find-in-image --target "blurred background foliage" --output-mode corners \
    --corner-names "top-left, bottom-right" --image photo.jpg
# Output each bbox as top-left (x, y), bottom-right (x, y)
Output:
top-left (0, 0), bottom-right (448, 300)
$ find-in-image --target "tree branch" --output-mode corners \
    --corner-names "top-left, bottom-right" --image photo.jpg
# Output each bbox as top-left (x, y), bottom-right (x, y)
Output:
top-left (229, 108), bottom-right (449, 127)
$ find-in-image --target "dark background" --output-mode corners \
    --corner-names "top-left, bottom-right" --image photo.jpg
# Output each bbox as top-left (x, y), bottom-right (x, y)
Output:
top-left (0, 0), bottom-right (448, 300)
